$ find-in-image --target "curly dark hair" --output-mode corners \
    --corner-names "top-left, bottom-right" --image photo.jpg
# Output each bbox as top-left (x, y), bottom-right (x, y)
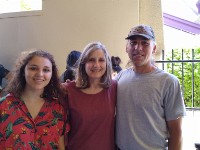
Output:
top-left (5, 49), bottom-right (63, 99)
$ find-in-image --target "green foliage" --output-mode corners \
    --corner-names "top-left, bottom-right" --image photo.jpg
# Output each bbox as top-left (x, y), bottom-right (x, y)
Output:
top-left (165, 48), bottom-right (200, 107)
top-left (20, 0), bottom-right (31, 11)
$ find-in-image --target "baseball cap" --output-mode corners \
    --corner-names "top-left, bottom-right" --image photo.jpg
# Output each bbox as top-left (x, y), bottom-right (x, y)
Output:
top-left (125, 24), bottom-right (155, 41)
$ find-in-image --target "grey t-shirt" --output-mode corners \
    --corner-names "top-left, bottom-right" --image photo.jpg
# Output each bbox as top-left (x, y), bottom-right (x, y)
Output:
top-left (115, 67), bottom-right (186, 150)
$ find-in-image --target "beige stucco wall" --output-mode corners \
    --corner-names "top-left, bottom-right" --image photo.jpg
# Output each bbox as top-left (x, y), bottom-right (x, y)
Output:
top-left (0, 0), bottom-right (138, 73)
top-left (0, 0), bottom-right (164, 73)
top-left (139, 0), bottom-right (164, 61)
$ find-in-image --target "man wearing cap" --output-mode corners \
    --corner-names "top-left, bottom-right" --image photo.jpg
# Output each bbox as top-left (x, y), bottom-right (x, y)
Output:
top-left (115, 25), bottom-right (186, 150)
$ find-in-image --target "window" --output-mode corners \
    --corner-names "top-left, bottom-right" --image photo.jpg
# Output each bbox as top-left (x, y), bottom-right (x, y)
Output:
top-left (0, 0), bottom-right (42, 18)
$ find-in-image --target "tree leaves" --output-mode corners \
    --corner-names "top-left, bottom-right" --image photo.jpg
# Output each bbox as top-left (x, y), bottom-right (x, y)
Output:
top-left (165, 48), bottom-right (200, 107)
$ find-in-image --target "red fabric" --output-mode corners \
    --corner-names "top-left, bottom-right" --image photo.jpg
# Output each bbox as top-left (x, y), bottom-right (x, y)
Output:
top-left (0, 94), bottom-right (69, 150)
top-left (66, 81), bottom-right (117, 150)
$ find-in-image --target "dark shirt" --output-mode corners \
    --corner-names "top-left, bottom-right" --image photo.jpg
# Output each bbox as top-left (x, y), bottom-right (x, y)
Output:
top-left (63, 69), bottom-right (75, 81)
top-left (0, 65), bottom-right (9, 86)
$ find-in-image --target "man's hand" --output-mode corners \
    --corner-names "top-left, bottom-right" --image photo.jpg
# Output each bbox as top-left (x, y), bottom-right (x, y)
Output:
top-left (60, 79), bottom-right (71, 92)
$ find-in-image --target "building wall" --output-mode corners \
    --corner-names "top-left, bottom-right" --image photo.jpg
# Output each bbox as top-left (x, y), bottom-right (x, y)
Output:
top-left (139, 0), bottom-right (164, 60)
top-left (0, 0), bottom-right (164, 73)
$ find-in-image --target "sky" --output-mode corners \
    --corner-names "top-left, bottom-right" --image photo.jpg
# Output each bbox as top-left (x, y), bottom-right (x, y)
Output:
top-left (162, 0), bottom-right (200, 49)
top-left (0, 0), bottom-right (42, 14)
top-left (162, 0), bottom-right (199, 23)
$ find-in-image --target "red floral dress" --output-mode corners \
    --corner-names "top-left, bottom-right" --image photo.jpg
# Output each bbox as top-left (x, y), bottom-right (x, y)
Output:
top-left (0, 94), bottom-right (69, 150)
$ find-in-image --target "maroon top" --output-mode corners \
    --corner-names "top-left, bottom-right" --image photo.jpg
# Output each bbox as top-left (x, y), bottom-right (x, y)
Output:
top-left (66, 81), bottom-right (117, 150)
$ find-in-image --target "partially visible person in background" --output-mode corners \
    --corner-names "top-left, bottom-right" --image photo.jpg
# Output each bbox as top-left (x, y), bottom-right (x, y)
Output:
top-left (65, 42), bottom-right (117, 150)
top-left (0, 64), bottom-right (10, 87)
top-left (0, 64), bottom-right (12, 97)
top-left (111, 56), bottom-right (122, 78)
top-left (60, 50), bottom-right (81, 82)
top-left (0, 49), bottom-right (68, 149)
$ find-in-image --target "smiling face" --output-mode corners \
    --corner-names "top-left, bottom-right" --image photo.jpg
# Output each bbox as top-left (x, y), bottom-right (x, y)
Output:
top-left (85, 49), bottom-right (107, 81)
top-left (126, 36), bottom-right (156, 67)
top-left (24, 56), bottom-right (52, 92)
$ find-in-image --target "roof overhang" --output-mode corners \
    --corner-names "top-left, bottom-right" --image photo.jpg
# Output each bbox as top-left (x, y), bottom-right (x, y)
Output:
top-left (163, 12), bottom-right (200, 35)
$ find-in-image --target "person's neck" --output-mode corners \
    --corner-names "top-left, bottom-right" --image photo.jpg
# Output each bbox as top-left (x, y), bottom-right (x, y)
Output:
top-left (21, 88), bottom-right (44, 103)
top-left (133, 64), bottom-right (157, 74)
top-left (81, 79), bottom-right (103, 94)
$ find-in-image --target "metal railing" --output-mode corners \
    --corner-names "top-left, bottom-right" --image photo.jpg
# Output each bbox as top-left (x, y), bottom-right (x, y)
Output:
top-left (156, 49), bottom-right (200, 109)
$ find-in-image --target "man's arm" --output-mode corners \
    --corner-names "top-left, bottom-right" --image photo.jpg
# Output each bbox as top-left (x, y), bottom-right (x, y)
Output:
top-left (58, 135), bottom-right (65, 150)
top-left (167, 117), bottom-right (183, 150)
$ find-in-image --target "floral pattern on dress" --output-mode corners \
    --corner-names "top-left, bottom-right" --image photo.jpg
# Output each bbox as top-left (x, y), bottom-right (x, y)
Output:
top-left (0, 94), bottom-right (69, 150)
